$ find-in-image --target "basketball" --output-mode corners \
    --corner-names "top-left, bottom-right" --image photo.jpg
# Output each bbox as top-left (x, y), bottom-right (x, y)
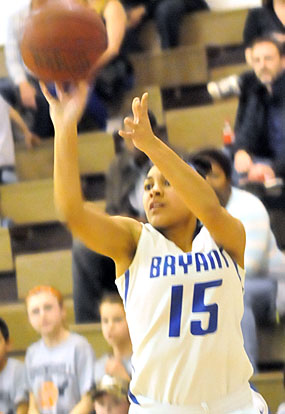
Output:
top-left (20, 0), bottom-right (108, 82)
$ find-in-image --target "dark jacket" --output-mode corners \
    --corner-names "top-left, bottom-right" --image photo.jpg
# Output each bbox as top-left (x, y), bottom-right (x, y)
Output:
top-left (234, 70), bottom-right (285, 178)
top-left (105, 150), bottom-right (149, 218)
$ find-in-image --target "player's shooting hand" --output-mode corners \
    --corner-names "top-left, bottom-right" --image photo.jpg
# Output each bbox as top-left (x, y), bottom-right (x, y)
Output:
top-left (119, 93), bottom-right (156, 153)
top-left (40, 81), bottom-right (89, 130)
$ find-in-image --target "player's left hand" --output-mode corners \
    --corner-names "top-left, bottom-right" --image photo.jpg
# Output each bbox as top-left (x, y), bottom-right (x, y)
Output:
top-left (119, 93), bottom-right (156, 154)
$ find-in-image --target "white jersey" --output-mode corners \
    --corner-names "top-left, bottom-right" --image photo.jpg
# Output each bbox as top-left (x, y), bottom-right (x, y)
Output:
top-left (116, 223), bottom-right (253, 409)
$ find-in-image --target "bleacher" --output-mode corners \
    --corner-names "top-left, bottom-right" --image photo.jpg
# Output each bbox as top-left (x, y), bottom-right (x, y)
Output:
top-left (1, 7), bottom-right (285, 412)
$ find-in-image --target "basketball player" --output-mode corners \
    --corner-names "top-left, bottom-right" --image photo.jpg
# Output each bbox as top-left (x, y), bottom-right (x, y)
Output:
top-left (41, 81), bottom-right (267, 414)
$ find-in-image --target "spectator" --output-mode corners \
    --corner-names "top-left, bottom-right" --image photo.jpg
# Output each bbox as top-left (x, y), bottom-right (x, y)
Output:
top-left (90, 375), bottom-right (130, 414)
top-left (78, 0), bottom-right (133, 117)
top-left (0, 94), bottom-right (41, 185)
top-left (192, 147), bottom-right (285, 372)
top-left (95, 292), bottom-right (132, 384)
top-left (25, 285), bottom-right (95, 414)
top-left (233, 36), bottom-right (285, 184)
top-left (243, 0), bottom-right (285, 64)
top-left (121, 0), bottom-right (209, 52)
top-left (0, 317), bottom-right (28, 414)
top-left (72, 113), bottom-right (162, 323)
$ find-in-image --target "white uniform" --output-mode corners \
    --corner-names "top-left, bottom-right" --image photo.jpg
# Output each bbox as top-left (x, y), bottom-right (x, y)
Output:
top-left (116, 223), bottom-right (263, 414)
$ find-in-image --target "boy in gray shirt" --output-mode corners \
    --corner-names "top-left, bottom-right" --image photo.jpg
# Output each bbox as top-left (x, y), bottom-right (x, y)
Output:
top-left (0, 318), bottom-right (28, 414)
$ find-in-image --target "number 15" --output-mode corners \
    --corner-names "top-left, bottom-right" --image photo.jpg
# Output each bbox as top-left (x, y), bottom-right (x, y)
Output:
top-left (169, 279), bottom-right (223, 337)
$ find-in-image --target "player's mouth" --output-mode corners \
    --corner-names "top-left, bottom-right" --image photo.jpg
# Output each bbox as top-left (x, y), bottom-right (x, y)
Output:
top-left (149, 202), bottom-right (164, 210)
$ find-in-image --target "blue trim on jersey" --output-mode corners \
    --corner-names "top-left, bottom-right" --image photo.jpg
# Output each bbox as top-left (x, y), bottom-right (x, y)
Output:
top-left (128, 390), bottom-right (140, 405)
top-left (232, 260), bottom-right (242, 284)
top-left (219, 247), bottom-right (229, 267)
top-left (124, 269), bottom-right (130, 305)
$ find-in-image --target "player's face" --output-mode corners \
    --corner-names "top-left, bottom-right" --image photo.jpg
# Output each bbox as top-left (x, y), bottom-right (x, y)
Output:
top-left (206, 161), bottom-right (231, 207)
top-left (27, 292), bottom-right (65, 338)
top-left (143, 166), bottom-right (191, 229)
top-left (100, 303), bottom-right (130, 347)
top-left (251, 41), bottom-right (283, 85)
top-left (94, 394), bottom-right (129, 414)
top-left (0, 332), bottom-right (9, 370)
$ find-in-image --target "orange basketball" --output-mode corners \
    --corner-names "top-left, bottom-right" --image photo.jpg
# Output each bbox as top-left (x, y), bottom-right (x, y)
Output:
top-left (20, 0), bottom-right (108, 82)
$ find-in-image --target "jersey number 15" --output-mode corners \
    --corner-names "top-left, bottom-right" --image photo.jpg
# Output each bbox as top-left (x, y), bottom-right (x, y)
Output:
top-left (169, 279), bottom-right (223, 337)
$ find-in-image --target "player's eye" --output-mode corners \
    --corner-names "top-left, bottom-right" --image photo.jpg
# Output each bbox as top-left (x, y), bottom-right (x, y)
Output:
top-left (144, 182), bottom-right (152, 191)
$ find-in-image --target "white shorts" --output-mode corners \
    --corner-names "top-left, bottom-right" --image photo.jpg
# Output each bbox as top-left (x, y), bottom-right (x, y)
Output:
top-left (128, 386), bottom-right (268, 414)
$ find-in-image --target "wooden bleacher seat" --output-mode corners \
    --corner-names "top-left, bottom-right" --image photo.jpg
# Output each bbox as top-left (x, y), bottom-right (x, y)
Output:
top-left (16, 249), bottom-right (73, 299)
top-left (129, 45), bottom-right (208, 89)
top-left (0, 227), bottom-right (13, 272)
top-left (251, 371), bottom-right (285, 413)
top-left (15, 131), bottom-right (115, 181)
top-left (137, 9), bottom-right (248, 53)
top-left (120, 85), bottom-right (164, 126)
top-left (180, 9), bottom-right (248, 48)
top-left (0, 46), bottom-right (7, 77)
top-left (0, 178), bottom-right (106, 225)
top-left (1, 298), bottom-right (74, 353)
top-left (0, 178), bottom-right (56, 224)
top-left (209, 62), bottom-right (250, 81)
top-left (165, 98), bottom-right (238, 152)
top-left (70, 323), bottom-right (111, 358)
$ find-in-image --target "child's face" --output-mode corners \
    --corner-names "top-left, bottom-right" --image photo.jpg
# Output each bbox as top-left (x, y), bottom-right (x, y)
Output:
top-left (27, 292), bottom-right (65, 338)
top-left (0, 332), bottom-right (9, 369)
top-left (100, 303), bottom-right (130, 347)
top-left (94, 394), bottom-right (129, 414)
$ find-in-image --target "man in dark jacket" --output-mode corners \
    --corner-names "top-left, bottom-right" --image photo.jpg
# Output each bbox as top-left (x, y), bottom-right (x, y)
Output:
top-left (234, 35), bottom-right (285, 182)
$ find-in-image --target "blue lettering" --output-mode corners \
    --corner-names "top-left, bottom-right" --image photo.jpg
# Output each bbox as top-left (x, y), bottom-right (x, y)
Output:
top-left (195, 253), bottom-right (209, 272)
top-left (211, 250), bottom-right (222, 268)
top-left (150, 257), bottom-right (162, 278)
top-left (178, 253), bottom-right (192, 273)
top-left (219, 248), bottom-right (229, 268)
top-left (163, 255), bottom-right (176, 276)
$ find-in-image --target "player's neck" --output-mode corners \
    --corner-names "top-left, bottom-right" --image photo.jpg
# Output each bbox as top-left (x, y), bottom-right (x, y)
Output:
top-left (42, 327), bottom-right (70, 348)
top-left (161, 219), bottom-right (197, 252)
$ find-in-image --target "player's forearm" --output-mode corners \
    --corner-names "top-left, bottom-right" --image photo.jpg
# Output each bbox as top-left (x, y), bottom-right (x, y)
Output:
top-left (54, 123), bottom-right (84, 224)
top-left (145, 136), bottom-right (221, 223)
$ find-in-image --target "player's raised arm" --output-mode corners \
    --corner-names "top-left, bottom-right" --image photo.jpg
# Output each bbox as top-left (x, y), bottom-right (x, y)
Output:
top-left (41, 82), bottom-right (141, 274)
top-left (119, 93), bottom-right (245, 267)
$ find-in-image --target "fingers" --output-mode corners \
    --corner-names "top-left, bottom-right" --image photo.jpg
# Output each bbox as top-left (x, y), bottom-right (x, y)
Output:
top-left (39, 81), bottom-right (54, 103)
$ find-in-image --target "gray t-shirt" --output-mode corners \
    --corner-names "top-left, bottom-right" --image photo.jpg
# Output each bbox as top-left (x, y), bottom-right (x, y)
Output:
top-left (0, 357), bottom-right (28, 414)
top-left (25, 332), bottom-right (95, 414)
